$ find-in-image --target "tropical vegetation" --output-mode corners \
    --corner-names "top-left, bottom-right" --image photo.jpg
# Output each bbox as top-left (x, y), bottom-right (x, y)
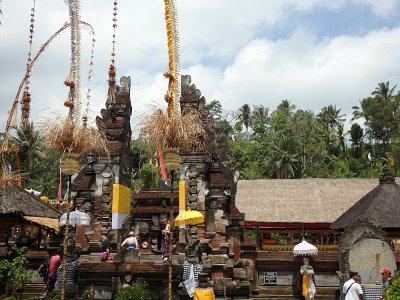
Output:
top-left (1, 81), bottom-right (400, 197)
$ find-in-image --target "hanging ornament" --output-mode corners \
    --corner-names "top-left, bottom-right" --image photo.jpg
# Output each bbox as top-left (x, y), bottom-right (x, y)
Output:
top-left (107, 0), bottom-right (118, 104)
top-left (163, 0), bottom-right (181, 118)
top-left (82, 23), bottom-right (96, 127)
top-left (21, 0), bottom-right (36, 129)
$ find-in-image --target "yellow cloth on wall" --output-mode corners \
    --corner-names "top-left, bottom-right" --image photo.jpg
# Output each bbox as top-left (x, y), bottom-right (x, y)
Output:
top-left (193, 288), bottom-right (215, 300)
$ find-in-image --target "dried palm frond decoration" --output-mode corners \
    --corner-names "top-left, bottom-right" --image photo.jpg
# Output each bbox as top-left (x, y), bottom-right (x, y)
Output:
top-left (38, 116), bottom-right (108, 155)
top-left (0, 167), bottom-right (17, 188)
top-left (140, 106), bottom-right (207, 151)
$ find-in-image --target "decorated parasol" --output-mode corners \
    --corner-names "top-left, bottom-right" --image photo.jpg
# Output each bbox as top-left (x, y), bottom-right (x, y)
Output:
top-left (293, 239), bottom-right (318, 256)
top-left (60, 209), bottom-right (91, 227)
top-left (174, 208), bottom-right (204, 226)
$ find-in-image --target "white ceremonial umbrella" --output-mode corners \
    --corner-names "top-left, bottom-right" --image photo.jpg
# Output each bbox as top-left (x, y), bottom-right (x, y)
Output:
top-left (60, 209), bottom-right (91, 227)
top-left (293, 240), bottom-right (318, 256)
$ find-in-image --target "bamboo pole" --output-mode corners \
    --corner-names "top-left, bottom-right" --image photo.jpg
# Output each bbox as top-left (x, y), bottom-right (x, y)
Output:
top-left (60, 175), bottom-right (72, 300)
top-left (168, 170), bottom-right (174, 300)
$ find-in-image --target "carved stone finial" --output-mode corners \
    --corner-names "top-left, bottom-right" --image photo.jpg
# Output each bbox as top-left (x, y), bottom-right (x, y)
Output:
top-left (379, 167), bottom-right (395, 184)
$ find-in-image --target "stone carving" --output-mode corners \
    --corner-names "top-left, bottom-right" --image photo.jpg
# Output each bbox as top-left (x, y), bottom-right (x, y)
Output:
top-left (72, 76), bottom-right (132, 250)
top-left (337, 217), bottom-right (394, 283)
top-left (379, 166), bottom-right (395, 184)
top-left (119, 76), bottom-right (131, 94)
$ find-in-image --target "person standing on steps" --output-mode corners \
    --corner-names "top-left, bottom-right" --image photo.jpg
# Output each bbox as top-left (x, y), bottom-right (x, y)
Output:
top-left (343, 271), bottom-right (364, 300)
top-left (40, 248), bottom-right (61, 300)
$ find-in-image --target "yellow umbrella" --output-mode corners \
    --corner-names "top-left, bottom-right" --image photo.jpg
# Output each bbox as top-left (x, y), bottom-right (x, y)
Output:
top-left (174, 208), bottom-right (204, 226)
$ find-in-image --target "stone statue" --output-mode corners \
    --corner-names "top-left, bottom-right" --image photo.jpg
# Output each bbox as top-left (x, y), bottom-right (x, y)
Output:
top-left (300, 257), bottom-right (316, 300)
top-left (182, 234), bottom-right (203, 295)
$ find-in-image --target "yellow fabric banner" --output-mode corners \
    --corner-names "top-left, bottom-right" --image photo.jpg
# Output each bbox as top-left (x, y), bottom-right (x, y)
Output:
top-left (193, 288), bottom-right (215, 300)
top-left (112, 184), bottom-right (131, 214)
top-left (179, 180), bottom-right (186, 212)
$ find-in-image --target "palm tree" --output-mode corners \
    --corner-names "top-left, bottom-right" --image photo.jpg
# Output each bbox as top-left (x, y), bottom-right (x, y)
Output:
top-left (251, 105), bottom-right (269, 136)
top-left (317, 105), bottom-right (346, 128)
top-left (268, 136), bottom-right (299, 179)
top-left (13, 122), bottom-right (43, 173)
top-left (334, 123), bottom-right (347, 159)
top-left (236, 104), bottom-right (252, 132)
top-left (277, 99), bottom-right (295, 116)
top-left (372, 81), bottom-right (397, 100)
top-left (349, 123), bottom-right (364, 158)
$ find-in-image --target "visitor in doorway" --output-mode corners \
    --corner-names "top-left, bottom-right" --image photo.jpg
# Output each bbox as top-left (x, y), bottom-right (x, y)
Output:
top-left (40, 249), bottom-right (61, 300)
top-left (161, 219), bottom-right (171, 261)
top-left (121, 231), bottom-right (140, 255)
top-left (343, 271), bottom-right (364, 300)
top-left (100, 234), bottom-right (114, 262)
top-left (380, 267), bottom-right (393, 300)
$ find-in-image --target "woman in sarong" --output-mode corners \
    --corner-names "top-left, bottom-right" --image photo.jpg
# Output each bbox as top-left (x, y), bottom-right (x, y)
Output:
top-left (161, 219), bottom-right (171, 261)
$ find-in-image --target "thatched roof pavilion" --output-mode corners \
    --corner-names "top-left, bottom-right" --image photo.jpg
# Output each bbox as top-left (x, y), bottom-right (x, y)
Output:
top-left (235, 178), bottom-right (379, 225)
top-left (331, 168), bottom-right (400, 229)
top-left (0, 183), bottom-right (61, 231)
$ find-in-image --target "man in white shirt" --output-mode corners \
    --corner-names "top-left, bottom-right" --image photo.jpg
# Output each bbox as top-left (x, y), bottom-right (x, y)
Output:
top-left (343, 271), bottom-right (364, 300)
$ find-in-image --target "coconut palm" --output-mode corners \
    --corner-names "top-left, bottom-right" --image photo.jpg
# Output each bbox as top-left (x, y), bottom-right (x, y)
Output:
top-left (251, 105), bottom-right (269, 136)
top-left (236, 104), bottom-right (252, 132)
top-left (277, 99), bottom-right (295, 114)
top-left (333, 123), bottom-right (347, 159)
top-left (317, 105), bottom-right (346, 128)
top-left (268, 136), bottom-right (299, 179)
top-left (372, 81), bottom-right (397, 100)
top-left (349, 123), bottom-right (364, 159)
top-left (13, 122), bottom-right (43, 173)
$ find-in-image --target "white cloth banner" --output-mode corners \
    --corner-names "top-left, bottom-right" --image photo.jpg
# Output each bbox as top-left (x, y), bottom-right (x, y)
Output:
top-left (183, 264), bottom-right (196, 297)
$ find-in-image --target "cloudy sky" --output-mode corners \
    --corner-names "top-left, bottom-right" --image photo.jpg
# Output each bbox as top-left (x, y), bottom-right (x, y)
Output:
top-left (1, 0), bottom-right (400, 134)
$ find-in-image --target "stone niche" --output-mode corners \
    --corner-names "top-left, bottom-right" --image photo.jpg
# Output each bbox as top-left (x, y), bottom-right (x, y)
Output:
top-left (338, 217), bottom-right (396, 284)
top-left (349, 238), bottom-right (396, 284)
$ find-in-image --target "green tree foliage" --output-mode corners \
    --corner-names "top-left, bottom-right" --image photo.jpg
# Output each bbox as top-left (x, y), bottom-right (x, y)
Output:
top-left (13, 122), bottom-right (44, 173)
top-left (206, 100), bottom-right (234, 137)
top-left (223, 81), bottom-right (400, 179)
top-left (115, 281), bottom-right (151, 300)
top-left (139, 163), bottom-right (161, 189)
top-left (386, 271), bottom-right (400, 300)
top-left (236, 104), bottom-right (252, 132)
top-left (267, 136), bottom-right (300, 179)
top-left (251, 105), bottom-right (269, 138)
top-left (27, 148), bottom-right (63, 198)
top-left (352, 81), bottom-right (400, 150)
top-left (317, 105), bottom-right (346, 156)
top-left (131, 139), bottom-right (156, 175)
top-left (2, 125), bottom-right (64, 198)
top-left (0, 247), bottom-right (33, 298)
top-left (349, 123), bottom-right (364, 159)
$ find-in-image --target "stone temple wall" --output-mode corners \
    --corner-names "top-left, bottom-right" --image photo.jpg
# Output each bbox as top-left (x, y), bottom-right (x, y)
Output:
top-left (179, 75), bottom-right (248, 297)
top-left (72, 76), bottom-right (132, 251)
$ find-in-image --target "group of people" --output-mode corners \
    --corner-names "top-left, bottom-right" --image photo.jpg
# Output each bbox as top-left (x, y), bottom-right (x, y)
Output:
top-left (300, 257), bottom-right (395, 300)
top-left (343, 268), bottom-right (394, 300)
top-left (100, 230), bottom-right (143, 263)
top-left (40, 245), bottom-right (80, 300)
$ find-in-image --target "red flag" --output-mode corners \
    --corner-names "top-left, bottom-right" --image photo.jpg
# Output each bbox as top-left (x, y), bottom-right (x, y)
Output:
top-left (157, 144), bottom-right (167, 180)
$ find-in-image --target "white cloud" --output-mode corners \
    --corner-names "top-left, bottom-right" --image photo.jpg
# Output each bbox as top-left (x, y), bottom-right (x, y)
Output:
top-left (210, 27), bottom-right (400, 117)
top-left (1, 0), bottom-right (400, 136)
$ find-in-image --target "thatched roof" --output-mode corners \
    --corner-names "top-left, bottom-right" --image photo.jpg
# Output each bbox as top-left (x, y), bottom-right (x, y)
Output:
top-left (235, 178), bottom-right (379, 224)
top-left (0, 183), bottom-right (61, 219)
top-left (331, 169), bottom-right (400, 229)
top-left (23, 216), bottom-right (60, 232)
